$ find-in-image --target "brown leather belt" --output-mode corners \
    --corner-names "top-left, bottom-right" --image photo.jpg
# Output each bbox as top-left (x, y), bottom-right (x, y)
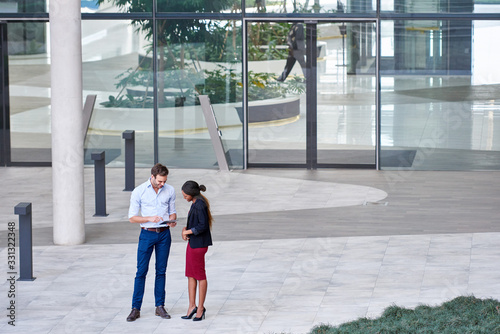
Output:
top-left (142, 226), bottom-right (169, 233)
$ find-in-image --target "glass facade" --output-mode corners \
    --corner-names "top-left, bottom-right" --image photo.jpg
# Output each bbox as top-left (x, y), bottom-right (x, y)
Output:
top-left (1, 0), bottom-right (500, 170)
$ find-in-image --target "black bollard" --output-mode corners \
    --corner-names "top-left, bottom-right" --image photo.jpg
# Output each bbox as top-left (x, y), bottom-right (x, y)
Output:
top-left (14, 202), bottom-right (36, 281)
top-left (122, 130), bottom-right (135, 191)
top-left (91, 151), bottom-right (108, 216)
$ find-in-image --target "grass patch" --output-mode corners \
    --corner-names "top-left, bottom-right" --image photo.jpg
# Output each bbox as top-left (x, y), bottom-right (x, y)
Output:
top-left (310, 296), bottom-right (500, 334)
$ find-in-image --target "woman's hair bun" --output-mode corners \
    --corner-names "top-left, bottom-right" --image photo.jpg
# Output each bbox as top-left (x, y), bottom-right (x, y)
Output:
top-left (199, 184), bottom-right (207, 192)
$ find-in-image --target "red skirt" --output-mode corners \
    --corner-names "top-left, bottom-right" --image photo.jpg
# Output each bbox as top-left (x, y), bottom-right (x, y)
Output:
top-left (185, 243), bottom-right (208, 280)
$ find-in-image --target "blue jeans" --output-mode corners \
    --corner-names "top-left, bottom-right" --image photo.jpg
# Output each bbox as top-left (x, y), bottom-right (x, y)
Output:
top-left (132, 228), bottom-right (171, 310)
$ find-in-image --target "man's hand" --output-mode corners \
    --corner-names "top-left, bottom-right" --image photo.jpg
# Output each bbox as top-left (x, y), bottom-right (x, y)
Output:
top-left (167, 221), bottom-right (177, 228)
top-left (149, 215), bottom-right (163, 223)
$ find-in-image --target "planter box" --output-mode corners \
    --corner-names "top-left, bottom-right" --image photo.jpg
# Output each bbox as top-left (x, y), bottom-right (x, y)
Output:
top-left (125, 87), bottom-right (301, 124)
top-left (88, 95), bottom-right (301, 135)
top-left (236, 96), bottom-right (301, 123)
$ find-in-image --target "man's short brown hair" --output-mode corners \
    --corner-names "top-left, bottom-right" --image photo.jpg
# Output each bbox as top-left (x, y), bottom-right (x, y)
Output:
top-left (151, 163), bottom-right (169, 177)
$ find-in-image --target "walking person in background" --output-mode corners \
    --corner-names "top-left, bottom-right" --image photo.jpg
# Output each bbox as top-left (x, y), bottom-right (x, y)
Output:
top-left (276, 22), bottom-right (307, 82)
top-left (180, 180), bottom-right (213, 321)
top-left (126, 163), bottom-right (177, 322)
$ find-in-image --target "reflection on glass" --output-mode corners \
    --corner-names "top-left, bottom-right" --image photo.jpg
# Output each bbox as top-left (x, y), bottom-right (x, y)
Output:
top-left (245, 0), bottom-right (374, 14)
top-left (381, 20), bottom-right (500, 170)
top-left (83, 20), bottom-right (154, 167)
top-left (8, 22), bottom-right (47, 55)
top-left (0, 1), bottom-right (46, 13)
top-left (387, 0), bottom-right (478, 14)
top-left (317, 22), bottom-right (376, 166)
top-left (91, 0), bottom-right (152, 13)
top-left (9, 22), bottom-right (51, 163)
top-left (90, 0), bottom-right (240, 13)
top-left (155, 19), bottom-right (243, 168)
top-left (157, 0), bottom-right (241, 13)
top-left (247, 22), bottom-right (306, 164)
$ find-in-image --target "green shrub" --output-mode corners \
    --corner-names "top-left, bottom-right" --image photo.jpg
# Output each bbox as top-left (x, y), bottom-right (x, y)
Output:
top-left (101, 65), bottom-right (305, 108)
top-left (310, 296), bottom-right (500, 334)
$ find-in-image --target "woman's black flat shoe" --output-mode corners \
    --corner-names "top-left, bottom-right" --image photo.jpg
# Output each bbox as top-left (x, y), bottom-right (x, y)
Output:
top-left (193, 308), bottom-right (206, 321)
top-left (181, 307), bottom-right (198, 319)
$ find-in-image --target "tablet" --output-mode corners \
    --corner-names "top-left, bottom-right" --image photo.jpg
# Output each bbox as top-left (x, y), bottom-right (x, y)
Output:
top-left (159, 220), bottom-right (177, 225)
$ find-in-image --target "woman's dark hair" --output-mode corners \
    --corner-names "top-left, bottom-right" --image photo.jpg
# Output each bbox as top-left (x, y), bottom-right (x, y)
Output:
top-left (182, 180), bottom-right (213, 228)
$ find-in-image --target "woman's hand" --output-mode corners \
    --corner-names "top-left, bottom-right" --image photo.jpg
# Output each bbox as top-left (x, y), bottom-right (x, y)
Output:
top-left (182, 227), bottom-right (189, 241)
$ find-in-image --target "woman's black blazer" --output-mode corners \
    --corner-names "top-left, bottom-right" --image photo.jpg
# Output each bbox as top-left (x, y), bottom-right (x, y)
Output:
top-left (187, 198), bottom-right (213, 249)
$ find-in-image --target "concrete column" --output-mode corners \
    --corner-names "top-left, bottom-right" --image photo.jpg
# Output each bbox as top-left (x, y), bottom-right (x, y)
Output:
top-left (50, 0), bottom-right (85, 245)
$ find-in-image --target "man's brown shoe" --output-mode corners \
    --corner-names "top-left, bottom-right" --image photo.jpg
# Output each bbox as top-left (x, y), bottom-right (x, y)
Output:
top-left (155, 305), bottom-right (171, 319)
top-left (126, 308), bottom-right (140, 322)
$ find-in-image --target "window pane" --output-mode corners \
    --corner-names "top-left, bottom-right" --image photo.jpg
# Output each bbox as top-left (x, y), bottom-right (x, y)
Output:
top-left (85, 0), bottom-right (152, 13)
top-left (0, 1), bottom-right (47, 13)
top-left (245, 0), bottom-right (374, 14)
top-left (380, 19), bottom-right (500, 170)
top-left (9, 22), bottom-right (51, 163)
top-left (83, 19), bottom-right (154, 167)
top-left (317, 22), bottom-right (376, 166)
top-left (156, 19), bottom-right (243, 169)
top-left (156, 0), bottom-right (241, 13)
top-left (247, 22), bottom-right (306, 165)
top-left (382, 0), bottom-right (500, 14)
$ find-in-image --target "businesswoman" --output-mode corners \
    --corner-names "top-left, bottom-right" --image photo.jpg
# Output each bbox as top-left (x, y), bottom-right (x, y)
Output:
top-left (181, 180), bottom-right (213, 321)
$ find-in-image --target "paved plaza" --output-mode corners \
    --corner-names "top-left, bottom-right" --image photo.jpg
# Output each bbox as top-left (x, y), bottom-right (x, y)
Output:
top-left (1, 167), bottom-right (500, 333)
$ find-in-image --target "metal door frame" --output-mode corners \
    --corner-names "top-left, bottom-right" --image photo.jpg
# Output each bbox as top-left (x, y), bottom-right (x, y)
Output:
top-left (0, 22), bottom-right (11, 167)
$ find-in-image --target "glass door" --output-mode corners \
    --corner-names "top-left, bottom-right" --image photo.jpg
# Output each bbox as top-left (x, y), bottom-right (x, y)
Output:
top-left (247, 21), bottom-right (307, 166)
top-left (246, 20), bottom-right (377, 168)
top-left (316, 21), bottom-right (376, 167)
